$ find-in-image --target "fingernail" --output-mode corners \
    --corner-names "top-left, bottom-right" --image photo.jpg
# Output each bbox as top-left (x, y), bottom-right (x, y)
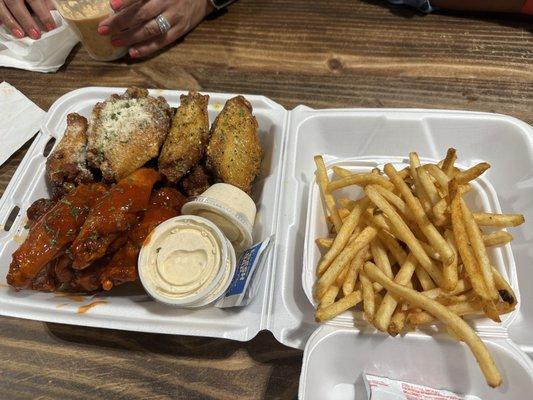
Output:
top-left (29, 28), bottom-right (41, 40)
top-left (98, 25), bottom-right (109, 35)
top-left (110, 0), bottom-right (121, 10)
top-left (45, 22), bottom-right (55, 31)
top-left (111, 38), bottom-right (124, 47)
top-left (129, 48), bottom-right (140, 58)
top-left (11, 28), bottom-right (24, 38)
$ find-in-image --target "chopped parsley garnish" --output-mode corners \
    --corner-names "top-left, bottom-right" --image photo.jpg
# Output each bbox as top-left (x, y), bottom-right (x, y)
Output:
top-left (70, 207), bottom-right (81, 218)
top-left (156, 247), bottom-right (162, 253)
top-left (88, 232), bottom-right (99, 241)
top-left (59, 198), bottom-right (72, 206)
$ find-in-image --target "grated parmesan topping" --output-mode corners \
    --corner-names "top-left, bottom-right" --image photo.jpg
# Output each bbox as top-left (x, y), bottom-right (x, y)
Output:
top-left (96, 99), bottom-right (151, 153)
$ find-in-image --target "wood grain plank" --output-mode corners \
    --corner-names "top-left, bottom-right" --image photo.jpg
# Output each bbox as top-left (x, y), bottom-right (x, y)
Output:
top-left (0, 1), bottom-right (531, 398)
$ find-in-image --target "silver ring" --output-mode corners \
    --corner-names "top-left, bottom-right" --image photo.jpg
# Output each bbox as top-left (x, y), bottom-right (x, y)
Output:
top-left (155, 14), bottom-right (171, 34)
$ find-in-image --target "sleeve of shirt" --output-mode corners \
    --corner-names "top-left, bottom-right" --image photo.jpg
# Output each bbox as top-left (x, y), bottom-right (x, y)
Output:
top-left (387, 0), bottom-right (435, 13)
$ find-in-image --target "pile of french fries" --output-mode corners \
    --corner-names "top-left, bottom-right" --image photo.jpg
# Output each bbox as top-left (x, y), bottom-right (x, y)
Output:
top-left (313, 149), bottom-right (524, 388)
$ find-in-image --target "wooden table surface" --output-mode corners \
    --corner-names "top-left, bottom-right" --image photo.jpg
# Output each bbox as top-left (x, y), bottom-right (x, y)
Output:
top-left (1, 1), bottom-right (531, 399)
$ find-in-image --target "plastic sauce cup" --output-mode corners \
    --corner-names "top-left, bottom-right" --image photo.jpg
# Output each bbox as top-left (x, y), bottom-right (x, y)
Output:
top-left (138, 215), bottom-right (236, 308)
top-left (52, 0), bottom-right (127, 61)
top-left (181, 183), bottom-right (257, 254)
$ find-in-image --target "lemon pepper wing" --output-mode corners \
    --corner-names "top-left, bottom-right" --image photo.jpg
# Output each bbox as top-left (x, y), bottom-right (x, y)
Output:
top-left (206, 96), bottom-right (261, 193)
top-left (158, 92), bottom-right (210, 183)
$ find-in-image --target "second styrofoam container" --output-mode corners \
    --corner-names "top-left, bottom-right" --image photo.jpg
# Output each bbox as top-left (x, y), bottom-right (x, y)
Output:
top-left (299, 325), bottom-right (533, 400)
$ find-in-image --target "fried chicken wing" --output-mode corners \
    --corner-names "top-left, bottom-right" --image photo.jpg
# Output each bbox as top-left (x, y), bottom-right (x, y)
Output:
top-left (158, 92), bottom-right (210, 183)
top-left (46, 113), bottom-right (94, 198)
top-left (26, 198), bottom-right (55, 229)
top-left (181, 164), bottom-right (212, 196)
top-left (7, 183), bottom-right (107, 289)
top-left (69, 168), bottom-right (161, 269)
top-left (99, 187), bottom-right (185, 291)
top-left (206, 96), bottom-right (262, 193)
top-left (86, 87), bottom-right (171, 182)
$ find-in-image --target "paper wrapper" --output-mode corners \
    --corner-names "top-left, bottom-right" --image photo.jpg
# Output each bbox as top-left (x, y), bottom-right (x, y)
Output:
top-left (0, 82), bottom-right (45, 166)
top-left (0, 11), bottom-right (78, 73)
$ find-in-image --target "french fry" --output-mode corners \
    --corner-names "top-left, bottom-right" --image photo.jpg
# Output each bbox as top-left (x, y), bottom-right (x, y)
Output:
top-left (314, 156), bottom-right (342, 232)
top-left (425, 164), bottom-right (451, 194)
top-left (360, 271), bottom-right (375, 322)
top-left (449, 162), bottom-right (490, 199)
top-left (408, 299), bottom-right (513, 326)
top-left (338, 208), bottom-right (350, 220)
top-left (409, 152), bottom-right (433, 214)
top-left (384, 163), bottom-right (455, 265)
top-left (422, 279), bottom-right (471, 300)
top-left (408, 300), bottom-right (484, 326)
top-left (460, 198), bottom-right (499, 301)
top-left (327, 173), bottom-right (394, 193)
top-left (332, 166), bottom-right (352, 178)
top-left (342, 246), bottom-right (369, 296)
top-left (374, 253), bottom-right (418, 332)
top-left (377, 229), bottom-right (407, 265)
top-left (491, 266), bottom-right (517, 306)
top-left (398, 167), bottom-right (410, 180)
top-left (319, 284), bottom-right (340, 309)
top-left (417, 166), bottom-right (441, 206)
top-left (450, 192), bottom-right (491, 300)
top-left (419, 241), bottom-right (441, 261)
top-left (388, 307), bottom-right (408, 336)
top-left (441, 148), bottom-right (457, 178)
top-left (482, 231), bottom-right (513, 247)
top-left (315, 290), bottom-right (362, 322)
top-left (338, 198), bottom-right (356, 211)
top-left (432, 198), bottom-right (449, 226)
top-left (316, 226), bottom-right (377, 299)
top-left (370, 237), bottom-right (393, 279)
top-left (442, 229), bottom-right (459, 292)
top-left (364, 261), bottom-right (502, 388)
top-left (316, 237), bottom-right (334, 251)
top-left (372, 185), bottom-right (413, 220)
top-left (473, 213), bottom-right (525, 228)
top-left (365, 185), bottom-right (443, 285)
top-left (317, 198), bottom-right (370, 275)
top-left (415, 266), bottom-right (436, 291)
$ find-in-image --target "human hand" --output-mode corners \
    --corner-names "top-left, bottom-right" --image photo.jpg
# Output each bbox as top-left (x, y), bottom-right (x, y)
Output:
top-left (0, 0), bottom-right (55, 39)
top-left (98, 0), bottom-right (214, 58)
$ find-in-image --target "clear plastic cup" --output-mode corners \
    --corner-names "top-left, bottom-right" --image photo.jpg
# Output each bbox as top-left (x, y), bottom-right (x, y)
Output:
top-left (52, 0), bottom-right (127, 61)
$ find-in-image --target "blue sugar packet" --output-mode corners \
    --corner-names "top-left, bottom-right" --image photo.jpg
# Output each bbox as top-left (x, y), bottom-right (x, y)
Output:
top-left (216, 236), bottom-right (273, 308)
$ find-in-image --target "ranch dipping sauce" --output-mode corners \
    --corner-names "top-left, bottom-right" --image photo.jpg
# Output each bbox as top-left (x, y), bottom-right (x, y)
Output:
top-left (139, 216), bottom-right (236, 307)
top-left (53, 0), bottom-right (127, 60)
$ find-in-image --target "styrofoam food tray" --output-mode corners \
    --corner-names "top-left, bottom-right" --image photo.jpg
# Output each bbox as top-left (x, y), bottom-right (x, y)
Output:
top-left (302, 156), bottom-right (519, 331)
top-left (299, 325), bottom-right (533, 400)
top-left (1, 88), bottom-right (533, 396)
top-left (0, 87), bottom-right (289, 343)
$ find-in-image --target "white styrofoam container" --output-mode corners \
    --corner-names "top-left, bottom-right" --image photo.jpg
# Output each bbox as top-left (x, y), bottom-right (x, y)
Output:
top-left (299, 326), bottom-right (533, 400)
top-left (302, 156), bottom-right (519, 331)
top-left (1, 88), bottom-right (533, 397)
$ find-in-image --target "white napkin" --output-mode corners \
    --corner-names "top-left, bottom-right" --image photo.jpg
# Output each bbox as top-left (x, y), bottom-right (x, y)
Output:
top-left (0, 11), bottom-right (78, 73)
top-left (0, 82), bottom-right (45, 166)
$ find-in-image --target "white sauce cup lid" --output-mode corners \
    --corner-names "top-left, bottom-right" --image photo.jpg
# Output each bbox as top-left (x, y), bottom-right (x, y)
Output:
top-left (138, 215), bottom-right (230, 307)
top-left (181, 183), bottom-right (256, 254)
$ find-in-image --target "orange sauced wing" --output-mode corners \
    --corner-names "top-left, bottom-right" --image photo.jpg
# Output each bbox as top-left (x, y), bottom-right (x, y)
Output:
top-left (7, 183), bottom-right (107, 289)
top-left (99, 187), bottom-right (184, 291)
top-left (69, 168), bottom-right (161, 270)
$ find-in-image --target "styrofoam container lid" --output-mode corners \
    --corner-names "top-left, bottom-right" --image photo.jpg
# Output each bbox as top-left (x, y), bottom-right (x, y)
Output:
top-left (182, 183), bottom-right (256, 254)
top-left (186, 237), bottom-right (236, 308)
top-left (299, 325), bottom-right (533, 400)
